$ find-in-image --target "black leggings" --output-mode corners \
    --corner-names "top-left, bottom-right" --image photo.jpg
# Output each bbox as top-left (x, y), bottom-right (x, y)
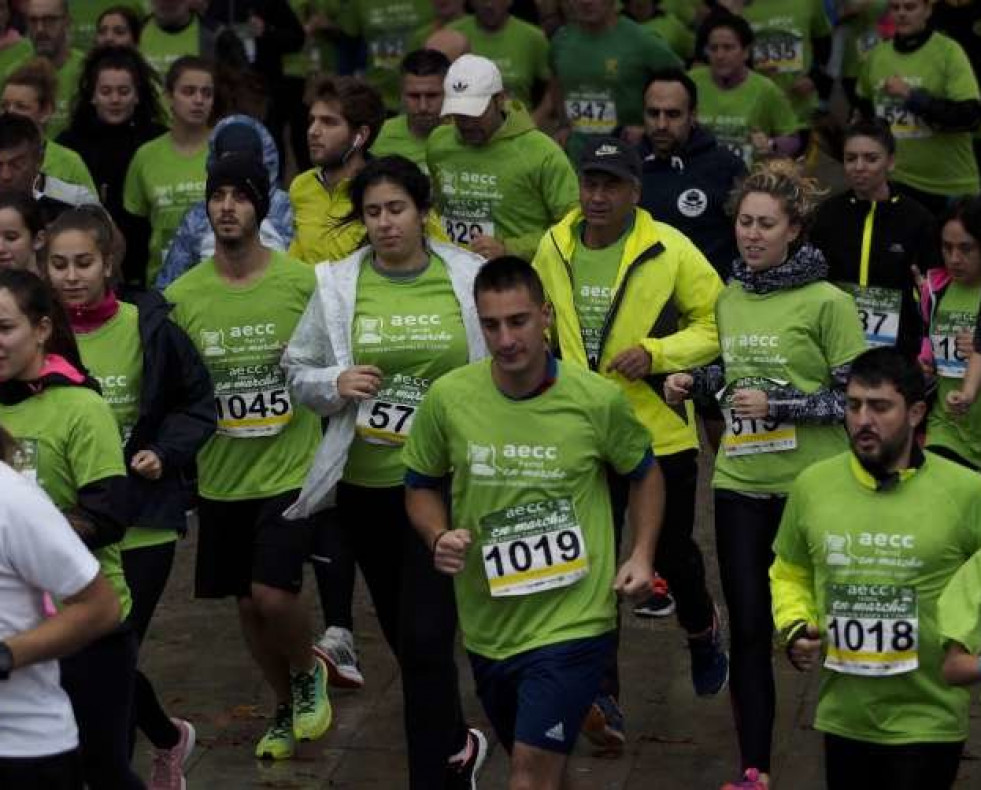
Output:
top-left (122, 541), bottom-right (181, 752)
top-left (314, 507), bottom-right (357, 632)
top-left (714, 489), bottom-right (787, 774)
top-left (321, 482), bottom-right (467, 789)
top-left (60, 624), bottom-right (145, 790)
top-left (0, 749), bottom-right (83, 790)
top-left (825, 734), bottom-right (963, 789)
top-left (605, 450), bottom-right (715, 697)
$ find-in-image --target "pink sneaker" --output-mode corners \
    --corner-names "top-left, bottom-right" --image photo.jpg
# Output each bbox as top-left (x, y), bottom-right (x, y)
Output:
top-left (721, 768), bottom-right (768, 789)
top-left (149, 718), bottom-right (196, 790)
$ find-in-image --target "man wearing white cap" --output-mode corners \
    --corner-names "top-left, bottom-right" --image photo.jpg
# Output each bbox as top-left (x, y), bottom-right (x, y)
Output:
top-left (427, 54), bottom-right (579, 262)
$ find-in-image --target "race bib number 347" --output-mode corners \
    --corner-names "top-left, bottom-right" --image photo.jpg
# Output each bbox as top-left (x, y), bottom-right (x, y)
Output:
top-left (825, 583), bottom-right (918, 677)
top-left (480, 498), bottom-right (588, 597)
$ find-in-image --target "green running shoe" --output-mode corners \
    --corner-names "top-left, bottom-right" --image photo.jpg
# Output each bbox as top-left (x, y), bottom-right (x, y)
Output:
top-left (291, 656), bottom-right (332, 741)
top-left (255, 704), bottom-right (295, 761)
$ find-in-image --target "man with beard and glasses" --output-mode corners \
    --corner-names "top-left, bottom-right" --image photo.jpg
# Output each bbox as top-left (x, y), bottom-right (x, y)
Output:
top-left (372, 49), bottom-right (450, 173)
top-left (770, 346), bottom-right (981, 790)
top-left (288, 75), bottom-right (386, 265)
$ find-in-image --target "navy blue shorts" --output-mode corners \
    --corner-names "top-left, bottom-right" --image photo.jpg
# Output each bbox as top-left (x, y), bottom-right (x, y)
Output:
top-left (468, 632), bottom-right (615, 754)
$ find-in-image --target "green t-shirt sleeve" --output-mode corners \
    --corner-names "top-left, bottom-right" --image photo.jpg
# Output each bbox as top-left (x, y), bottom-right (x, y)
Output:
top-left (598, 385), bottom-right (652, 475)
top-left (402, 382), bottom-right (451, 477)
top-left (532, 28), bottom-right (551, 82)
top-left (765, 80), bottom-right (805, 135)
top-left (123, 148), bottom-right (148, 218)
top-left (938, 549), bottom-right (981, 654)
top-left (810, 0), bottom-right (833, 39)
top-left (336, 0), bottom-right (361, 37)
top-left (819, 289), bottom-right (868, 369)
top-left (68, 397), bottom-right (128, 488)
top-left (943, 40), bottom-right (980, 102)
top-left (773, 480), bottom-right (810, 566)
top-left (643, 28), bottom-right (683, 71)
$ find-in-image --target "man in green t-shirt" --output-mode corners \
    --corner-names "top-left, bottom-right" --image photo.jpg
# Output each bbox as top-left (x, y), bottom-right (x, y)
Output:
top-left (449, 0), bottom-right (551, 118)
top-left (164, 154), bottom-right (331, 762)
top-left (372, 48), bottom-right (449, 171)
top-left (548, 0), bottom-right (681, 157)
top-left (23, 0), bottom-right (86, 138)
top-left (404, 256), bottom-right (664, 788)
top-left (771, 347), bottom-right (981, 788)
top-left (140, 0), bottom-right (217, 80)
top-left (428, 54), bottom-right (579, 262)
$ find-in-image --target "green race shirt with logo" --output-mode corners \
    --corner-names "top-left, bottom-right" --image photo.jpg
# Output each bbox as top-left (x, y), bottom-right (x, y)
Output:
top-left (927, 282), bottom-right (981, 468)
top-left (550, 17), bottom-right (681, 155)
top-left (689, 67), bottom-right (802, 166)
top-left (742, 0), bottom-right (833, 123)
top-left (403, 359), bottom-right (651, 660)
top-left (124, 133), bottom-right (208, 286)
top-left (713, 280), bottom-right (867, 494)
top-left (450, 15), bottom-right (551, 108)
top-left (776, 452), bottom-right (981, 743)
top-left (140, 16), bottom-right (203, 79)
top-left (858, 33), bottom-right (981, 197)
top-left (165, 251), bottom-right (321, 501)
top-left (570, 225), bottom-right (627, 367)
top-left (340, 0), bottom-right (434, 111)
top-left (372, 115), bottom-right (430, 171)
top-left (344, 254), bottom-right (469, 488)
top-left (0, 385), bottom-right (132, 619)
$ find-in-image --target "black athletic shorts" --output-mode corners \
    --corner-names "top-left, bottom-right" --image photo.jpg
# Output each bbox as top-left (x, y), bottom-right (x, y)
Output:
top-left (195, 490), bottom-right (313, 598)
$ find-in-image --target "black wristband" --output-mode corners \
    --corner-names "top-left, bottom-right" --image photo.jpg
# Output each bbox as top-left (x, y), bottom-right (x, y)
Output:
top-left (0, 641), bottom-right (13, 681)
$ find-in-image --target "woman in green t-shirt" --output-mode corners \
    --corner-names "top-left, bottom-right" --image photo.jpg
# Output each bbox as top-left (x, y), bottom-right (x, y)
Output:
top-left (921, 197), bottom-right (981, 470)
top-left (665, 160), bottom-right (867, 790)
top-left (43, 207), bottom-right (215, 787)
top-left (0, 269), bottom-right (142, 789)
top-left (0, 192), bottom-right (43, 274)
top-left (123, 56), bottom-right (214, 286)
top-left (691, 11), bottom-right (803, 166)
top-left (283, 156), bottom-right (489, 787)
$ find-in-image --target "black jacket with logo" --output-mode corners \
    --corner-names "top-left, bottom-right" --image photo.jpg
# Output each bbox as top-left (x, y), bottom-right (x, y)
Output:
top-left (810, 187), bottom-right (939, 359)
top-left (638, 125), bottom-right (746, 280)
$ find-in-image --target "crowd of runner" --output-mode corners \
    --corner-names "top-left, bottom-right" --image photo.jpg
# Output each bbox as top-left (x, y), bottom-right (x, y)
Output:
top-left (3, 0), bottom-right (981, 789)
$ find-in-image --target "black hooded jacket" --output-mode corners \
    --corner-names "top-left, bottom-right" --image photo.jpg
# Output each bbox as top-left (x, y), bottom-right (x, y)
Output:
top-left (118, 287), bottom-right (216, 532)
top-left (638, 125), bottom-right (747, 279)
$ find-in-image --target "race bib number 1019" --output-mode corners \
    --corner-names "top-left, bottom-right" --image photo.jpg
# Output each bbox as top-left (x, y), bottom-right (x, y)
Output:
top-left (480, 498), bottom-right (588, 597)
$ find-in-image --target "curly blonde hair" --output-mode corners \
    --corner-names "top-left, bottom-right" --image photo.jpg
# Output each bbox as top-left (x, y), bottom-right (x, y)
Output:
top-left (729, 158), bottom-right (827, 233)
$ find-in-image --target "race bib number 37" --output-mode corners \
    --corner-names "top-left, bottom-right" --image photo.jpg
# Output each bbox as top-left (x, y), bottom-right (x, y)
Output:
top-left (480, 498), bottom-right (588, 597)
top-left (825, 583), bottom-right (918, 677)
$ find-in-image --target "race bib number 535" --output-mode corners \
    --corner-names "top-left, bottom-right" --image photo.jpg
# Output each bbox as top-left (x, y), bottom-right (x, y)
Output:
top-left (480, 498), bottom-right (588, 597)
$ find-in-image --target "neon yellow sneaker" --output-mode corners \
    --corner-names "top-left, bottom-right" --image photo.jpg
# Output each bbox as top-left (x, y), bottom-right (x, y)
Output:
top-left (255, 704), bottom-right (295, 761)
top-left (291, 656), bottom-right (332, 741)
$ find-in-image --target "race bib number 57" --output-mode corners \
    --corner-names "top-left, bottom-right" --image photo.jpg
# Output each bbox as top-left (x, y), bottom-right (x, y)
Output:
top-left (480, 498), bottom-right (588, 597)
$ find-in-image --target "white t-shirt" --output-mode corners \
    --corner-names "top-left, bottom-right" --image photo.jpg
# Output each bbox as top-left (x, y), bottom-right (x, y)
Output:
top-left (0, 462), bottom-right (99, 758)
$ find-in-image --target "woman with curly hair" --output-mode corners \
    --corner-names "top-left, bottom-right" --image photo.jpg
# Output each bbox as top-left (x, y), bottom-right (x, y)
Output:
top-left (665, 160), bottom-right (867, 789)
top-left (57, 46), bottom-right (167, 285)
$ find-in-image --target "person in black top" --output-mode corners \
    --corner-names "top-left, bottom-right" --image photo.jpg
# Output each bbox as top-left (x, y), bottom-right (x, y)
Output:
top-left (810, 119), bottom-right (938, 360)
top-left (58, 46), bottom-right (167, 287)
top-left (637, 68), bottom-right (746, 280)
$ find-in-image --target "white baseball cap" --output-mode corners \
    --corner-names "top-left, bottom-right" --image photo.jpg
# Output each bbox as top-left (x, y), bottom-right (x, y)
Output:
top-left (441, 54), bottom-right (504, 117)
